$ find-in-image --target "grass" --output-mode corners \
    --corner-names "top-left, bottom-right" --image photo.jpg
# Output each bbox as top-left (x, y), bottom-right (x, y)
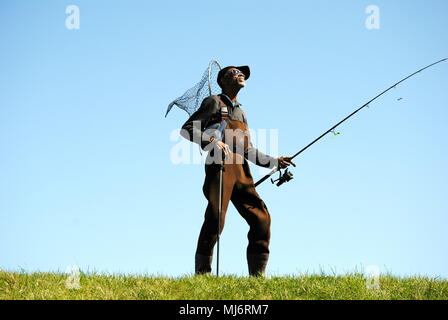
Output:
top-left (1, 270), bottom-right (447, 300)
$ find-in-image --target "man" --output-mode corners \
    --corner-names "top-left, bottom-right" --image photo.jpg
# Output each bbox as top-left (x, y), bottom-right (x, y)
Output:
top-left (181, 65), bottom-right (294, 276)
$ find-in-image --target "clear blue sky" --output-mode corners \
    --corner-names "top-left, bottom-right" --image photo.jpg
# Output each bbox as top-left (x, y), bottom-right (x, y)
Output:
top-left (1, 0), bottom-right (447, 278)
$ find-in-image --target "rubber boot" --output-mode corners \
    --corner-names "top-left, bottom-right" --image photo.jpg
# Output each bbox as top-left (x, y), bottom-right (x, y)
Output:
top-left (247, 253), bottom-right (269, 277)
top-left (195, 254), bottom-right (213, 275)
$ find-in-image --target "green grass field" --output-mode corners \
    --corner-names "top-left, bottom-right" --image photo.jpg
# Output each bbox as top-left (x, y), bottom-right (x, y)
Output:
top-left (1, 271), bottom-right (447, 300)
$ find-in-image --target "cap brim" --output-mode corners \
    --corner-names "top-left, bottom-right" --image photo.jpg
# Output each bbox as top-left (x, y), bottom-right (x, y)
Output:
top-left (236, 66), bottom-right (250, 80)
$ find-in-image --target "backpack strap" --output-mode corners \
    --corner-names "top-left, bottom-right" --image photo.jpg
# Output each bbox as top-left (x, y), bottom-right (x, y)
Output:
top-left (211, 98), bottom-right (230, 141)
top-left (218, 98), bottom-right (230, 121)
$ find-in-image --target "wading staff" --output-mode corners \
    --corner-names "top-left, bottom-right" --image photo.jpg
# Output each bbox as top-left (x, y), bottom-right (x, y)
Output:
top-left (255, 58), bottom-right (447, 188)
top-left (217, 156), bottom-right (223, 276)
top-left (206, 61), bottom-right (225, 277)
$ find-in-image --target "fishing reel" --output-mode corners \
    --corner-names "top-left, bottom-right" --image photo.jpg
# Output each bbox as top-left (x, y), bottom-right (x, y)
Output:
top-left (270, 168), bottom-right (294, 187)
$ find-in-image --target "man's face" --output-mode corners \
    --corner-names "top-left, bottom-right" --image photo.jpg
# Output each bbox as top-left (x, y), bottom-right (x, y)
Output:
top-left (222, 68), bottom-right (246, 89)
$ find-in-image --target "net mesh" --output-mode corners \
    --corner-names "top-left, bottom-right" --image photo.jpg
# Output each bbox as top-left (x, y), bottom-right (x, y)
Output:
top-left (165, 60), bottom-right (222, 117)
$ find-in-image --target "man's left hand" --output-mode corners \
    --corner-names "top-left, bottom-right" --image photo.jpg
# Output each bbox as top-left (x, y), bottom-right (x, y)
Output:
top-left (277, 156), bottom-right (296, 169)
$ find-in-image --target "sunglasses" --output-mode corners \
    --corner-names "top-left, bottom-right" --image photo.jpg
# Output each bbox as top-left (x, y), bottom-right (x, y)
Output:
top-left (229, 69), bottom-right (244, 76)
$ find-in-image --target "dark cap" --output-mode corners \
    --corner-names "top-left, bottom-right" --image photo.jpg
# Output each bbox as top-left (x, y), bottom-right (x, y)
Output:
top-left (217, 65), bottom-right (250, 88)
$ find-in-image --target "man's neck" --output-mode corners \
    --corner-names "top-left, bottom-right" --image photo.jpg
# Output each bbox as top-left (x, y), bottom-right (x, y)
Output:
top-left (222, 87), bottom-right (240, 102)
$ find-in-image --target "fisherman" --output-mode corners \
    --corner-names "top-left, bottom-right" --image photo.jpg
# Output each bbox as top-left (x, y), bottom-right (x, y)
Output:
top-left (181, 65), bottom-right (294, 276)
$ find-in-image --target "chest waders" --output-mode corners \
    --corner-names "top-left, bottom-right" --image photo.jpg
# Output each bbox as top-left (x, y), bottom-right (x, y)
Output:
top-left (195, 101), bottom-right (271, 277)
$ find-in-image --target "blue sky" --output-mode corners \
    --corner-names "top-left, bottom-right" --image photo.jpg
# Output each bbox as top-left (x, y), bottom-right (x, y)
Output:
top-left (1, 0), bottom-right (447, 278)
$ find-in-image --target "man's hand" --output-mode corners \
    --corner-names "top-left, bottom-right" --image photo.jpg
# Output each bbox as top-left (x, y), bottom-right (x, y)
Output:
top-left (214, 140), bottom-right (231, 158)
top-left (277, 156), bottom-right (296, 169)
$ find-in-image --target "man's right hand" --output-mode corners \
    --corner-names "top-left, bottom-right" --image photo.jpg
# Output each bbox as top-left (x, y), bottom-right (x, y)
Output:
top-left (214, 140), bottom-right (231, 158)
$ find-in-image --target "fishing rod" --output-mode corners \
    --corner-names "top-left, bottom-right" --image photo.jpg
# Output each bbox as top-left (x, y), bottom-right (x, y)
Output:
top-left (254, 58), bottom-right (448, 188)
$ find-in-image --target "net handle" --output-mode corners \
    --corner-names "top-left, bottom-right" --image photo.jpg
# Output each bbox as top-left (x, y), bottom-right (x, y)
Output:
top-left (208, 60), bottom-right (222, 96)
